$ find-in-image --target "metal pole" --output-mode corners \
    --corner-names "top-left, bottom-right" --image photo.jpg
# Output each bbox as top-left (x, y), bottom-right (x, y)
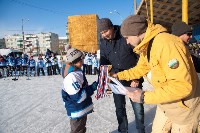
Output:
top-left (182, 0), bottom-right (188, 24)
top-left (150, 0), bottom-right (154, 23)
top-left (22, 19), bottom-right (25, 52)
top-left (134, 0), bottom-right (137, 14)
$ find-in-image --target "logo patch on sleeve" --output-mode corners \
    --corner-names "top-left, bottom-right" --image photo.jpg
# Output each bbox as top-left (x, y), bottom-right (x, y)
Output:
top-left (168, 59), bottom-right (179, 69)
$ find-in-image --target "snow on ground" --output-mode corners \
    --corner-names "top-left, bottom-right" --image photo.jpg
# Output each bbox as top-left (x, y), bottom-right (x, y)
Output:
top-left (0, 75), bottom-right (156, 133)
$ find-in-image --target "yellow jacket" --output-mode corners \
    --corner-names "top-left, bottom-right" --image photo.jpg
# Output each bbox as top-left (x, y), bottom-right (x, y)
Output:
top-left (117, 23), bottom-right (200, 124)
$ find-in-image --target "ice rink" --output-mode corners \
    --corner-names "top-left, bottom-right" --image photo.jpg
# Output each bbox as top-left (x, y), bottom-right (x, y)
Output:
top-left (0, 74), bottom-right (158, 133)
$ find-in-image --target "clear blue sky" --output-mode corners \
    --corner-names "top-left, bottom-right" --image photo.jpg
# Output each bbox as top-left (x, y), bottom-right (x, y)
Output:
top-left (0, 0), bottom-right (141, 38)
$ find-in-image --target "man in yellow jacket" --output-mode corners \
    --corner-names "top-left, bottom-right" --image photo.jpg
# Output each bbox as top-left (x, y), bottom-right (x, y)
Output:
top-left (112, 15), bottom-right (200, 133)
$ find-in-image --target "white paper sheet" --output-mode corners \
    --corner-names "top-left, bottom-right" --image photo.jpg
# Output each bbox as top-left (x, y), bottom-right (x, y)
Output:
top-left (107, 76), bottom-right (137, 95)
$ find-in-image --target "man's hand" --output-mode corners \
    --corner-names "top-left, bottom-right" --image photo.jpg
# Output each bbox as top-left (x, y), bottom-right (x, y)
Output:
top-left (130, 80), bottom-right (139, 87)
top-left (126, 89), bottom-right (143, 103)
top-left (109, 72), bottom-right (118, 79)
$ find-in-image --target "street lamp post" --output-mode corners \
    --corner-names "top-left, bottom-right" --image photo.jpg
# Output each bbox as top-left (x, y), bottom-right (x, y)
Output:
top-left (22, 18), bottom-right (29, 52)
top-left (110, 10), bottom-right (123, 22)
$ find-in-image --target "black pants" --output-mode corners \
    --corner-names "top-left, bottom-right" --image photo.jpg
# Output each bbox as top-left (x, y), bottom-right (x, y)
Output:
top-left (8, 66), bottom-right (15, 76)
top-left (47, 66), bottom-right (52, 75)
top-left (55, 64), bottom-right (60, 74)
top-left (82, 64), bottom-right (87, 74)
top-left (70, 115), bottom-right (87, 133)
top-left (15, 65), bottom-right (21, 76)
top-left (87, 65), bottom-right (92, 75)
top-left (52, 65), bottom-right (60, 75)
top-left (21, 66), bottom-right (28, 75)
top-left (113, 94), bottom-right (145, 133)
top-left (37, 68), bottom-right (45, 76)
top-left (113, 80), bottom-right (145, 133)
top-left (93, 67), bottom-right (98, 75)
top-left (30, 66), bottom-right (35, 76)
top-left (0, 66), bottom-right (6, 77)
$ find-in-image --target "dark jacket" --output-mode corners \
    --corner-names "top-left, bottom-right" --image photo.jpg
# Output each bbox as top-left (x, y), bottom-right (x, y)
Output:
top-left (186, 45), bottom-right (200, 73)
top-left (191, 54), bottom-right (200, 73)
top-left (100, 25), bottom-right (143, 86)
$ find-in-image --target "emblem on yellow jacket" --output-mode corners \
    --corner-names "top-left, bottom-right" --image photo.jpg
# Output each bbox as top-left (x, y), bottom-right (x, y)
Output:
top-left (168, 59), bottom-right (179, 69)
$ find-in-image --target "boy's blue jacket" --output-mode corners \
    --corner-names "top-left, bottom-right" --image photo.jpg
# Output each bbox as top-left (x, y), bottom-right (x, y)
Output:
top-left (37, 59), bottom-right (44, 68)
top-left (7, 56), bottom-right (15, 66)
top-left (61, 66), bottom-right (95, 119)
top-left (0, 58), bottom-right (7, 66)
top-left (15, 57), bottom-right (22, 66)
top-left (21, 57), bottom-right (29, 66)
top-left (29, 59), bottom-right (36, 67)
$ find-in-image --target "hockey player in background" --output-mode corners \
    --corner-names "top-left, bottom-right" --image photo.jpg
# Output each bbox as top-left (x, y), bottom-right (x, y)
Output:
top-left (15, 54), bottom-right (22, 77)
top-left (0, 54), bottom-right (7, 78)
top-left (7, 54), bottom-right (15, 77)
top-left (51, 53), bottom-right (60, 75)
top-left (45, 55), bottom-right (52, 76)
top-left (28, 56), bottom-right (36, 76)
top-left (21, 54), bottom-right (29, 76)
top-left (92, 54), bottom-right (99, 75)
top-left (37, 55), bottom-right (45, 76)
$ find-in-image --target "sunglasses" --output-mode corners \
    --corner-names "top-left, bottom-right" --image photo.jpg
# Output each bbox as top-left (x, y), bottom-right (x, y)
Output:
top-left (186, 32), bottom-right (192, 36)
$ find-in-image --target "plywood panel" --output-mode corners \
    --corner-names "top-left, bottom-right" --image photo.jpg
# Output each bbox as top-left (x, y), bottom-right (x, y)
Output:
top-left (68, 14), bottom-right (99, 53)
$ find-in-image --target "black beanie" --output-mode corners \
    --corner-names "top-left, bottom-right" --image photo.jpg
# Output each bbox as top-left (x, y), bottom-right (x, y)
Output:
top-left (121, 15), bottom-right (147, 36)
top-left (98, 18), bottom-right (113, 32)
top-left (171, 21), bottom-right (192, 36)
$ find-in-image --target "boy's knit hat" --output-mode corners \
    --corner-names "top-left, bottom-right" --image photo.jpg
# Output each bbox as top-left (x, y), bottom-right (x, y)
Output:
top-left (171, 21), bottom-right (192, 36)
top-left (98, 18), bottom-right (113, 32)
top-left (66, 48), bottom-right (83, 64)
top-left (121, 15), bottom-right (147, 36)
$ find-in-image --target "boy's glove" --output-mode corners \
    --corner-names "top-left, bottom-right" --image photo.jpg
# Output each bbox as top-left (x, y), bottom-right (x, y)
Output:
top-left (91, 81), bottom-right (98, 91)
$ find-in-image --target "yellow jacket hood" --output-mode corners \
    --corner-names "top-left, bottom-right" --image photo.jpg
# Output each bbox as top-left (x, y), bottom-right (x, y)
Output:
top-left (134, 22), bottom-right (167, 54)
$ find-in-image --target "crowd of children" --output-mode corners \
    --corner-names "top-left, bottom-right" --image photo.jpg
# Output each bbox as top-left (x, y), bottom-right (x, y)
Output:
top-left (0, 51), bottom-right (63, 78)
top-left (83, 52), bottom-right (99, 75)
top-left (188, 42), bottom-right (200, 56)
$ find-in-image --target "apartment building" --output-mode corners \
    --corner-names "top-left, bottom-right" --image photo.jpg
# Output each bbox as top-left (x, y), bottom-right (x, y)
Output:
top-left (0, 38), bottom-right (6, 49)
top-left (36, 32), bottom-right (59, 55)
top-left (5, 32), bottom-right (59, 55)
top-left (59, 36), bottom-right (69, 54)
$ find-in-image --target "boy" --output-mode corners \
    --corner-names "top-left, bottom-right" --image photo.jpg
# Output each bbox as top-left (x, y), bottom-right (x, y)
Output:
top-left (61, 48), bottom-right (97, 133)
top-left (0, 54), bottom-right (7, 78)
top-left (15, 54), bottom-right (22, 76)
top-left (44, 55), bottom-right (52, 76)
top-left (7, 54), bottom-right (15, 77)
top-left (21, 54), bottom-right (29, 76)
top-left (28, 56), bottom-right (36, 76)
top-left (37, 55), bottom-right (45, 76)
top-left (92, 54), bottom-right (98, 75)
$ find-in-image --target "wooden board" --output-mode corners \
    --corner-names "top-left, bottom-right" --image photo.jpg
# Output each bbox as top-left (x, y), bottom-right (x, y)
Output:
top-left (68, 14), bottom-right (99, 53)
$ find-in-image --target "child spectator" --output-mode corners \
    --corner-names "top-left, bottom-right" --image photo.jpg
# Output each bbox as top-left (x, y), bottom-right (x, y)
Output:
top-left (37, 55), bottom-right (45, 76)
top-left (83, 53), bottom-right (88, 75)
top-left (61, 48), bottom-right (97, 133)
top-left (28, 56), bottom-right (36, 76)
top-left (58, 56), bottom-right (63, 75)
top-left (92, 54), bottom-right (99, 75)
top-left (51, 53), bottom-right (60, 75)
top-left (15, 54), bottom-right (22, 76)
top-left (0, 54), bottom-right (7, 78)
top-left (44, 55), bottom-right (52, 76)
top-left (7, 54), bottom-right (15, 77)
top-left (21, 54), bottom-right (29, 76)
top-left (86, 53), bottom-right (93, 75)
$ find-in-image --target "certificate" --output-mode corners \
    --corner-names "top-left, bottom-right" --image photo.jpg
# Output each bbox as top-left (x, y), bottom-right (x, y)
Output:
top-left (107, 76), bottom-right (136, 95)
